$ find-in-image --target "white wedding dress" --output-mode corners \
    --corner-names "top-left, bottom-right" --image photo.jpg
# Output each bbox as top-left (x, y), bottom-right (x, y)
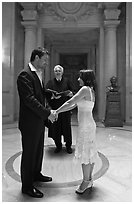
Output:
top-left (74, 87), bottom-right (98, 165)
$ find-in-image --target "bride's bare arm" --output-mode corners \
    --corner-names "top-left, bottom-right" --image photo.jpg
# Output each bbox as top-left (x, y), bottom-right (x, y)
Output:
top-left (56, 86), bottom-right (88, 114)
top-left (56, 103), bottom-right (77, 113)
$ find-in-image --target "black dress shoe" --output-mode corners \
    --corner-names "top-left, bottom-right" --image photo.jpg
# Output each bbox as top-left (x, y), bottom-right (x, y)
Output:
top-left (22, 186), bottom-right (43, 198)
top-left (35, 174), bottom-right (52, 182)
top-left (54, 147), bottom-right (62, 153)
top-left (66, 147), bottom-right (72, 154)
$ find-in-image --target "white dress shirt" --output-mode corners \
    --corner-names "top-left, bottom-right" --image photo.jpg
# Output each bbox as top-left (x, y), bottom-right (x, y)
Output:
top-left (29, 62), bottom-right (43, 86)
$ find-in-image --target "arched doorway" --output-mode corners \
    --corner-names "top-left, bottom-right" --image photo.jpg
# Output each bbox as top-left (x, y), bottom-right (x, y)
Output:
top-left (59, 52), bottom-right (98, 122)
top-left (60, 53), bottom-right (87, 92)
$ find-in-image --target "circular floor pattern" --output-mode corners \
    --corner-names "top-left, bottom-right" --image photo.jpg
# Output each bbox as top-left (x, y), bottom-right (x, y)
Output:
top-left (5, 145), bottom-right (109, 188)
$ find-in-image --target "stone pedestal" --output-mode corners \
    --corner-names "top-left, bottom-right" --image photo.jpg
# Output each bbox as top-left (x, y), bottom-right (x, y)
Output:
top-left (104, 92), bottom-right (123, 127)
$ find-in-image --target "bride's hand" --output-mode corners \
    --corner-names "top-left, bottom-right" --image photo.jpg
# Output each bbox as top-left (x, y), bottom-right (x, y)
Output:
top-left (55, 110), bottom-right (59, 116)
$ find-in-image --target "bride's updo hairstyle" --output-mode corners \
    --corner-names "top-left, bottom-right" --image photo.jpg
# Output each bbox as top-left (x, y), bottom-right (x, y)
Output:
top-left (79, 69), bottom-right (96, 91)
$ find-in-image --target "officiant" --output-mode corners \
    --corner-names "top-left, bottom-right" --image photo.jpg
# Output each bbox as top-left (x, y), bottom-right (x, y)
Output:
top-left (45, 65), bottom-right (74, 154)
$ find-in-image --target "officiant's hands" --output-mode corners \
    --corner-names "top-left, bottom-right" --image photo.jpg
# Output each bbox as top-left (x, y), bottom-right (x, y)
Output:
top-left (51, 93), bottom-right (61, 100)
top-left (51, 90), bottom-right (73, 99)
top-left (67, 91), bottom-right (73, 97)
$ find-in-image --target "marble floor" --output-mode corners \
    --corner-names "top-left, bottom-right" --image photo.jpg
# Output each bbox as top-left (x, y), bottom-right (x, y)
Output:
top-left (2, 122), bottom-right (132, 202)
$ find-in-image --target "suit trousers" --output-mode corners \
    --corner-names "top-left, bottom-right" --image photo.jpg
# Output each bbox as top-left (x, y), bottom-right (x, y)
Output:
top-left (20, 130), bottom-right (44, 190)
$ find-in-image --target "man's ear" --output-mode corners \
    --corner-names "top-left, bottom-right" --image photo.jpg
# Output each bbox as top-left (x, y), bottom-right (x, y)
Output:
top-left (35, 55), bottom-right (39, 61)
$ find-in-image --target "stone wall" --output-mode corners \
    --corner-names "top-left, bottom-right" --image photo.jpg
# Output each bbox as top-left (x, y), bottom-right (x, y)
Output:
top-left (2, 2), bottom-right (24, 123)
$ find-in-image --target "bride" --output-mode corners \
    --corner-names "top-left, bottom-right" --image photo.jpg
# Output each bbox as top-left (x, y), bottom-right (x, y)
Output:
top-left (55, 69), bottom-right (99, 194)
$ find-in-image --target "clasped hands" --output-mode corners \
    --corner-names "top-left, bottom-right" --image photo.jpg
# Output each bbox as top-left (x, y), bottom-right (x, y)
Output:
top-left (48, 110), bottom-right (58, 123)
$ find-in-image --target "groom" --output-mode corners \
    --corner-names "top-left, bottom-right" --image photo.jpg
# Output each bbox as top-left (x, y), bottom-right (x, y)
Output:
top-left (17, 47), bottom-right (57, 198)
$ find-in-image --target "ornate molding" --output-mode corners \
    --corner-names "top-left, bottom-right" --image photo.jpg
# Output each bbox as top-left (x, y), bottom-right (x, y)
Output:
top-left (103, 2), bottom-right (120, 9)
top-left (20, 2), bottom-right (37, 10)
top-left (21, 10), bottom-right (38, 21)
top-left (20, 2), bottom-right (38, 21)
top-left (103, 8), bottom-right (121, 28)
top-left (21, 21), bottom-right (37, 29)
top-left (56, 2), bottom-right (82, 14)
top-left (37, 2), bottom-right (99, 22)
top-left (104, 20), bottom-right (120, 30)
top-left (104, 9), bottom-right (121, 20)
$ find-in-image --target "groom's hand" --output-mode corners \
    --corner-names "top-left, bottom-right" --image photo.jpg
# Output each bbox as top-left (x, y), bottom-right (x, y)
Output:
top-left (48, 110), bottom-right (58, 123)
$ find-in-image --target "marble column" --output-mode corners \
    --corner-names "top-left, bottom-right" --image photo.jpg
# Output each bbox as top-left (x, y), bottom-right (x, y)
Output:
top-left (102, 7), bottom-right (121, 123)
top-left (22, 23), bottom-right (37, 66)
top-left (37, 28), bottom-right (44, 47)
top-left (103, 8), bottom-right (120, 87)
top-left (104, 20), bottom-right (120, 87)
top-left (125, 2), bottom-right (132, 124)
top-left (21, 7), bottom-right (38, 66)
top-left (98, 27), bottom-right (105, 121)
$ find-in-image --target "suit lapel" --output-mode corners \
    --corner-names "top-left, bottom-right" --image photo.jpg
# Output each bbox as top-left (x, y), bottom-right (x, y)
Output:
top-left (26, 65), bottom-right (43, 91)
top-left (32, 71), bottom-right (43, 90)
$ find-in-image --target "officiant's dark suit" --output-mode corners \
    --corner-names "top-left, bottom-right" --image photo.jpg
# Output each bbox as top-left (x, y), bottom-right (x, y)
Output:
top-left (17, 48), bottom-right (56, 198)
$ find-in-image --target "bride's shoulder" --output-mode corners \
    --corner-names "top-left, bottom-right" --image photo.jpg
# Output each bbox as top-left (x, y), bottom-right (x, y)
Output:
top-left (81, 86), bottom-right (88, 90)
top-left (79, 86), bottom-right (89, 95)
top-left (80, 86), bottom-right (90, 92)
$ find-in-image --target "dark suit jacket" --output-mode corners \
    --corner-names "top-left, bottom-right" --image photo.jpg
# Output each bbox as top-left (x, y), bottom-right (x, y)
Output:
top-left (17, 65), bottom-right (51, 135)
